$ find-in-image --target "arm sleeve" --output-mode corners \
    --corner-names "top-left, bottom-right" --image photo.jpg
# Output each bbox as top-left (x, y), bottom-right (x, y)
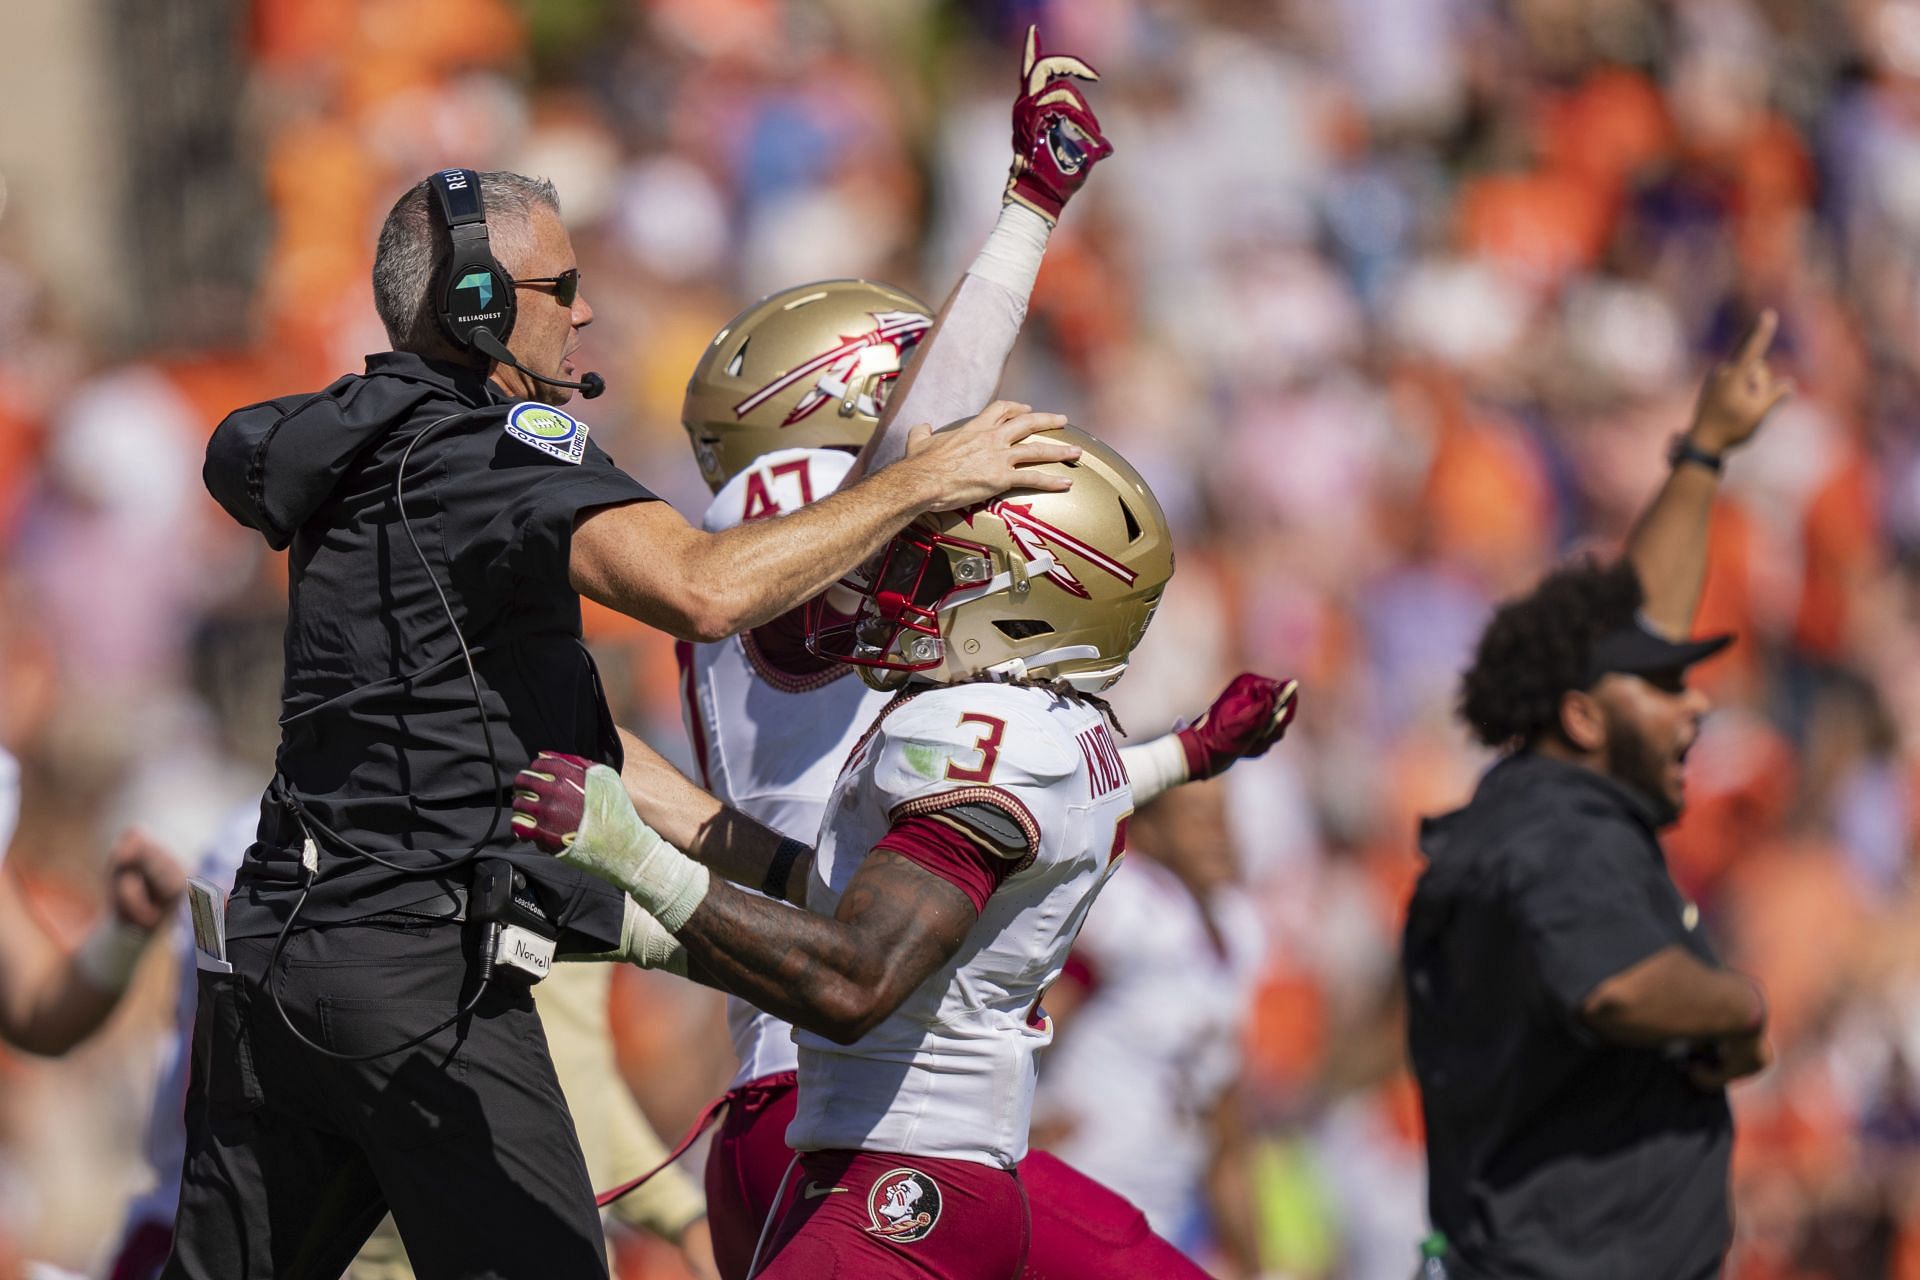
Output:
top-left (1118, 733), bottom-right (1189, 807)
top-left (1510, 825), bottom-right (1679, 1014)
top-left (863, 205), bottom-right (1052, 471)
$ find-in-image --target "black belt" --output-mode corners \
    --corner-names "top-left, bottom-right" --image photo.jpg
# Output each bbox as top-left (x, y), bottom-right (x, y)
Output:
top-left (235, 850), bottom-right (470, 923)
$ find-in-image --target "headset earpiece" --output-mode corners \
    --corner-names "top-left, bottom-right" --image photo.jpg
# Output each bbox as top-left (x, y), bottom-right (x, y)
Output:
top-left (428, 168), bottom-right (516, 356)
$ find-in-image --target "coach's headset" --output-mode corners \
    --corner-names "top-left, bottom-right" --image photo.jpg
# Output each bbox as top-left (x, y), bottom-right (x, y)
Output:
top-left (263, 169), bottom-right (605, 1062)
top-left (428, 167), bottom-right (604, 399)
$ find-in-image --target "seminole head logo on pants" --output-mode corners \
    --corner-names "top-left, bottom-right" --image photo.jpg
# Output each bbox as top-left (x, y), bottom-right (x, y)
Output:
top-left (865, 1167), bottom-right (942, 1244)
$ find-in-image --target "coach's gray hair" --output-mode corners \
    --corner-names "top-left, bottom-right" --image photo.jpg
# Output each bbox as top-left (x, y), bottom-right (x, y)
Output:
top-left (372, 171), bottom-right (561, 352)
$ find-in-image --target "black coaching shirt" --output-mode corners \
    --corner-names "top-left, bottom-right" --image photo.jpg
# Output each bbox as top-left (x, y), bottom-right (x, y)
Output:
top-left (1402, 752), bottom-right (1732, 1280)
top-left (205, 352), bottom-right (655, 949)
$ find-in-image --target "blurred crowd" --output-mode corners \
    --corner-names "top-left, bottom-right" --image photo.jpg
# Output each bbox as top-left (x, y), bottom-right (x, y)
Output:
top-left (5, 0), bottom-right (1920, 1275)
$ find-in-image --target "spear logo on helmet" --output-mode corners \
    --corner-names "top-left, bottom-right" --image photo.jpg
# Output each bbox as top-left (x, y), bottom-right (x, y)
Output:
top-left (732, 310), bottom-right (932, 427)
top-left (974, 500), bottom-right (1139, 600)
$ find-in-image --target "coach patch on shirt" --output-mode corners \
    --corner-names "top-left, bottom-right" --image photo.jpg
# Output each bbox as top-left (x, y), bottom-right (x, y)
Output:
top-left (865, 1167), bottom-right (941, 1244)
top-left (505, 402), bottom-right (589, 465)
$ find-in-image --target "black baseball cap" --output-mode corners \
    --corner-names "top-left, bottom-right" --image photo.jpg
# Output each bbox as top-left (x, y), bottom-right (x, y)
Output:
top-left (1586, 619), bottom-right (1732, 685)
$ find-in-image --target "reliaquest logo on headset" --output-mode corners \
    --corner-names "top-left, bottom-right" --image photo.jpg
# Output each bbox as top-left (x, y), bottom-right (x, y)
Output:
top-left (505, 403), bottom-right (588, 465)
top-left (456, 270), bottom-right (495, 309)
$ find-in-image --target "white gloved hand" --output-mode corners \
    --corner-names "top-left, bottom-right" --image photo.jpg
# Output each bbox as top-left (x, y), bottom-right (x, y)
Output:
top-left (512, 752), bottom-right (711, 932)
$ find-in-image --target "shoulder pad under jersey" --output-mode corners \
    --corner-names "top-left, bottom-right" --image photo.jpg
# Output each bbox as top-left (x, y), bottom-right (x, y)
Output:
top-left (871, 685), bottom-right (1081, 859)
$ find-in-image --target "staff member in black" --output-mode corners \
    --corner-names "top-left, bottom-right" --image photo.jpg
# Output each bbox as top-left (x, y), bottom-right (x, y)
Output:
top-left (166, 169), bottom-right (1079, 1280)
top-left (1403, 314), bottom-right (1793, 1280)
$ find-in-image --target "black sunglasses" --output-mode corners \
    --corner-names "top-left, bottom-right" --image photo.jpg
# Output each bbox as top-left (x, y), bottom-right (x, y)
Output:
top-left (514, 268), bottom-right (581, 307)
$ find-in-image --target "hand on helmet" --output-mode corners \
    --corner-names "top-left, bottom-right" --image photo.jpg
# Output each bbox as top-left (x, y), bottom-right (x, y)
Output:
top-left (1177, 675), bottom-right (1301, 781)
top-left (900, 400), bottom-right (1078, 512)
top-left (513, 751), bottom-right (711, 931)
top-left (1005, 25), bottom-right (1114, 224)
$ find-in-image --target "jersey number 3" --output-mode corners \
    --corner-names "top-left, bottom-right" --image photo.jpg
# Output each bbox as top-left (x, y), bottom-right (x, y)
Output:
top-left (946, 714), bottom-right (1006, 784)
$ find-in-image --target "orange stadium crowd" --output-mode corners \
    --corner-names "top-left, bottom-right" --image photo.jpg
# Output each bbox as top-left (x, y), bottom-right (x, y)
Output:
top-left (1, 0), bottom-right (1919, 1276)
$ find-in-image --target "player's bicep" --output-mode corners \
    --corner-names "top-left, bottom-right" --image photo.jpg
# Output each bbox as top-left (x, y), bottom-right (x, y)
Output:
top-left (835, 849), bottom-right (978, 1011)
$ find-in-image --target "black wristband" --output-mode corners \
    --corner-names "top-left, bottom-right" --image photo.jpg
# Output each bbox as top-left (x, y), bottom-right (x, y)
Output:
top-left (1668, 435), bottom-right (1725, 475)
top-left (762, 838), bottom-right (808, 900)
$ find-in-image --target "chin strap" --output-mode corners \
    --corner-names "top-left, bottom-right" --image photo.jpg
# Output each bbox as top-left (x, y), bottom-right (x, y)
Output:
top-left (983, 646), bottom-right (1107, 685)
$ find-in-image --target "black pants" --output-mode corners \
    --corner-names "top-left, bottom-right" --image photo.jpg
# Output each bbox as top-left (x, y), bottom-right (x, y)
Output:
top-left (162, 920), bottom-right (609, 1280)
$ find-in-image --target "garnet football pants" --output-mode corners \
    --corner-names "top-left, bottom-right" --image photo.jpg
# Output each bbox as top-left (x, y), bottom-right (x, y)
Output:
top-left (755, 1149), bottom-right (1028, 1279)
top-left (703, 1073), bottom-right (1208, 1279)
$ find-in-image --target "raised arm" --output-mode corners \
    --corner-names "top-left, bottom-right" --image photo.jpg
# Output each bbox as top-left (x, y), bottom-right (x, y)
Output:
top-left (853, 25), bottom-right (1113, 477)
top-left (1625, 310), bottom-right (1792, 637)
top-left (571, 402), bottom-right (1075, 642)
top-left (512, 754), bottom-right (973, 1044)
top-left (0, 829), bottom-right (184, 1056)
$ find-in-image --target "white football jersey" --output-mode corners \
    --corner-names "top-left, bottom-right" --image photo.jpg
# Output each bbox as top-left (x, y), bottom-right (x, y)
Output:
top-left (787, 680), bottom-right (1133, 1168)
top-left (686, 447), bottom-right (893, 1086)
top-left (1036, 857), bottom-right (1264, 1234)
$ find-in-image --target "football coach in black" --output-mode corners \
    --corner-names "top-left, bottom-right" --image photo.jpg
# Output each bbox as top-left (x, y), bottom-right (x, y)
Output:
top-left (1402, 314), bottom-right (1793, 1280)
top-left (166, 169), bottom-right (1080, 1279)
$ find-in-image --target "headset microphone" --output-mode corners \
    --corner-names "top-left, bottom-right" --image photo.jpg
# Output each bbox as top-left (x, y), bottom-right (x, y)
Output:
top-left (468, 328), bottom-right (605, 399)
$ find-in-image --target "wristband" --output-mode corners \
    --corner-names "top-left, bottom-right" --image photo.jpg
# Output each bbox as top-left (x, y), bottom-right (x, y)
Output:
top-left (74, 917), bottom-right (152, 992)
top-left (561, 764), bottom-right (712, 933)
top-left (761, 838), bottom-right (808, 901)
top-left (1668, 435), bottom-right (1724, 475)
top-left (624, 898), bottom-right (690, 975)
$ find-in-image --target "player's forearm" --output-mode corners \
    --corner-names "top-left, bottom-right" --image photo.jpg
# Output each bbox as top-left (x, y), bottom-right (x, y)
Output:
top-left (678, 881), bottom-right (907, 1044)
top-left (1624, 452), bottom-right (1720, 639)
top-left (860, 277), bottom-right (1035, 475)
top-left (1580, 945), bottom-right (1766, 1045)
top-left (1118, 733), bottom-right (1188, 805)
top-left (855, 207), bottom-right (1050, 477)
top-left (616, 728), bottom-right (809, 903)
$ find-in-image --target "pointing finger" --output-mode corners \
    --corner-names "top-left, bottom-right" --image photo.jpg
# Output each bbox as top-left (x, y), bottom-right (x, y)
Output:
top-left (1735, 308), bottom-right (1778, 369)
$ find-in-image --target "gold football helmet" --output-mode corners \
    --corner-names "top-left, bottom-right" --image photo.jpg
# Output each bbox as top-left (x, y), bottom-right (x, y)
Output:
top-left (808, 427), bottom-right (1175, 693)
top-left (682, 279), bottom-right (934, 492)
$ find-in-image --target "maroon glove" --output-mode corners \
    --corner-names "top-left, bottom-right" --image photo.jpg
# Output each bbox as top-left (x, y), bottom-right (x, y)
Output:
top-left (1005, 25), bottom-right (1114, 224)
top-left (510, 751), bottom-right (594, 854)
top-left (1177, 675), bottom-right (1301, 781)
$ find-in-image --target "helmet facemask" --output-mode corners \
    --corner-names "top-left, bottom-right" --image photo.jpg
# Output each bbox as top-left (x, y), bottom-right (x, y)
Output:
top-left (809, 429), bottom-right (1175, 694)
